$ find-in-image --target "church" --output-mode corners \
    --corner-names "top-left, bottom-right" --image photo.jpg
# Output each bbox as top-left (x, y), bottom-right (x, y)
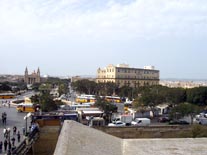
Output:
top-left (24, 67), bottom-right (41, 84)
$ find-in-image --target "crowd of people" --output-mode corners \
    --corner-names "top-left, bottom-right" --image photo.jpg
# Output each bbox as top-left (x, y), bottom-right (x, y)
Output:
top-left (0, 100), bottom-right (40, 154)
top-left (0, 125), bottom-right (21, 154)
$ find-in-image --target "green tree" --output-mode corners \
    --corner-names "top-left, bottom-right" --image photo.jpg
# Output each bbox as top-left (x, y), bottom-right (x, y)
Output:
top-left (186, 87), bottom-right (207, 106)
top-left (132, 98), bottom-right (148, 117)
top-left (39, 83), bottom-right (52, 93)
top-left (58, 83), bottom-right (68, 96)
top-left (0, 83), bottom-right (12, 92)
top-left (72, 80), bottom-right (98, 95)
top-left (94, 97), bottom-right (117, 123)
top-left (39, 92), bottom-right (58, 112)
top-left (170, 102), bottom-right (200, 124)
top-left (31, 92), bottom-right (58, 112)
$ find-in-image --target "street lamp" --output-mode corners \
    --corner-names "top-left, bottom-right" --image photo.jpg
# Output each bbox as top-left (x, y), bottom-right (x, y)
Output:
top-left (24, 112), bottom-right (32, 136)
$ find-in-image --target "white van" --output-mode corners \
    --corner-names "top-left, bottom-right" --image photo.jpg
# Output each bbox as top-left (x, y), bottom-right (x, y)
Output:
top-left (131, 118), bottom-right (151, 126)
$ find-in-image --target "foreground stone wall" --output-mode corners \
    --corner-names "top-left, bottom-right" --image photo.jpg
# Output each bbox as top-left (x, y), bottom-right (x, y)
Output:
top-left (94, 125), bottom-right (192, 138)
top-left (54, 121), bottom-right (122, 155)
top-left (54, 121), bottom-right (207, 155)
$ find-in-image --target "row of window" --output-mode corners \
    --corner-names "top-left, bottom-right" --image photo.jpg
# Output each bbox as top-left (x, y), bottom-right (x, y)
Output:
top-left (97, 76), bottom-right (158, 80)
top-left (117, 69), bottom-right (157, 74)
top-left (97, 80), bottom-right (158, 85)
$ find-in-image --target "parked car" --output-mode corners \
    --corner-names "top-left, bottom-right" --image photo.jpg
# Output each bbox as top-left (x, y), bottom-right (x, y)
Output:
top-left (158, 116), bottom-right (170, 123)
top-left (169, 120), bottom-right (189, 125)
top-left (108, 121), bottom-right (126, 127)
top-left (131, 118), bottom-right (151, 126)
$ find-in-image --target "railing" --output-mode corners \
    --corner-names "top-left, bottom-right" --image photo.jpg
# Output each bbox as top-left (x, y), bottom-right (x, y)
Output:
top-left (11, 128), bottom-right (39, 155)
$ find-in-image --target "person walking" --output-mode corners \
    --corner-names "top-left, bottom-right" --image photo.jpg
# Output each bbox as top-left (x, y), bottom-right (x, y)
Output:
top-left (2, 112), bottom-right (7, 125)
top-left (8, 141), bottom-right (11, 152)
top-left (2, 113), bottom-right (5, 124)
top-left (4, 139), bottom-right (7, 152)
top-left (17, 131), bottom-right (21, 143)
top-left (11, 137), bottom-right (15, 146)
top-left (0, 141), bottom-right (3, 153)
top-left (3, 128), bottom-right (7, 138)
top-left (13, 126), bottom-right (17, 135)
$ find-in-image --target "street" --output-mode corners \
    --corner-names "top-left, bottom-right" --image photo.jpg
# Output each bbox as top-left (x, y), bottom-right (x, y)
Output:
top-left (0, 105), bottom-right (30, 154)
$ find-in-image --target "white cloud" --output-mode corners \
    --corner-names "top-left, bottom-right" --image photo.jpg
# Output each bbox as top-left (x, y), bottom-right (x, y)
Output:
top-left (0, 0), bottom-right (207, 41)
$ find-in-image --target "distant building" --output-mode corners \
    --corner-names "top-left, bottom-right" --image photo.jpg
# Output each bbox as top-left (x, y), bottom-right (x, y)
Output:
top-left (71, 76), bottom-right (96, 83)
top-left (24, 67), bottom-right (41, 84)
top-left (96, 64), bottom-right (159, 88)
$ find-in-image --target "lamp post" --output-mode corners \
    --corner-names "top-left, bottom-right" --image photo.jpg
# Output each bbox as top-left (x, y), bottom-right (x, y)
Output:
top-left (24, 112), bottom-right (32, 136)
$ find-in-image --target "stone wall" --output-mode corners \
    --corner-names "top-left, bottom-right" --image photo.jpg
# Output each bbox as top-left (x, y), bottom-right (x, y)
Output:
top-left (94, 125), bottom-right (192, 138)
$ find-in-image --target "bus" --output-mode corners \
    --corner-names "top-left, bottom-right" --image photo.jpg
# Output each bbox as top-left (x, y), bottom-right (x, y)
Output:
top-left (103, 96), bottom-right (121, 103)
top-left (16, 103), bottom-right (40, 113)
top-left (32, 113), bottom-right (78, 122)
top-left (69, 104), bottom-right (91, 111)
top-left (0, 93), bottom-right (15, 99)
top-left (76, 94), bottom-right (96, 103)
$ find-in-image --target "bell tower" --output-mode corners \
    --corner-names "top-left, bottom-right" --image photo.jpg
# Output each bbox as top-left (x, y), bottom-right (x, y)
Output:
top-left (37, 67), bottom-right (41, 83)
top-left (24, 67), bottom-right (28, 84)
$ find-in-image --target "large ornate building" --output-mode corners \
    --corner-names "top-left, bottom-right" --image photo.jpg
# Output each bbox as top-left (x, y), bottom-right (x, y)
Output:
top-left (96, 64), bottom-right (159, 88)
top-left (24, 67), bottom-right (41, 84)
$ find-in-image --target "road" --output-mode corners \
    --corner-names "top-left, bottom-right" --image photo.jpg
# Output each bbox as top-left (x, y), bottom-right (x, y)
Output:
top-left (0, 105), bottom-right (31, 154)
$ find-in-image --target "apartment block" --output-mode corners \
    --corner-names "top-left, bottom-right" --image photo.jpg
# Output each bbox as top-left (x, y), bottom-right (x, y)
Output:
top-left (96, 64), bottom-right (159, 88)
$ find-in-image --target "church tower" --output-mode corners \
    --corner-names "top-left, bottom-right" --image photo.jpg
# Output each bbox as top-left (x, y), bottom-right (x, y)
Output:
top-left (37, 67), bottom-right (41, 83)
top-left (24, 67), bottom-right (29, 84)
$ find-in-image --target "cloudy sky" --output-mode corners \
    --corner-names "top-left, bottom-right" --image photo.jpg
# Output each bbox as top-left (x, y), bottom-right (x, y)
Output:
top-left (0, 0), bottom-right (207, 79)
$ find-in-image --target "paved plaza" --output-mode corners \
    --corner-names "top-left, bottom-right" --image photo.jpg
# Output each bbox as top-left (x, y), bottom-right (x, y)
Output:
top-left (0, 105), bottom-right (29, 154)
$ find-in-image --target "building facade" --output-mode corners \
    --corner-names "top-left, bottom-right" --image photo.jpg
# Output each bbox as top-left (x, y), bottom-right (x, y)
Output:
top-left (24, 67), bottom-right (41, 84)
top-left (96, 64), bottom-right (159, 88)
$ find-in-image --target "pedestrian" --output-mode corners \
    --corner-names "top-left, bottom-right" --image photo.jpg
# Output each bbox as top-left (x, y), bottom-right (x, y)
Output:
top-left (4, 139), bottom-right (7, 151)
top-left (0, 141), bottom-right (2, 153)
top-left (2, 113), bottom-right (4, 124)
top-left (22, 127), bottom-right (25, 136)
top-left (11, 145), bottom-right (16, 152)
top-left (17, 131), bottom-right (20, 142)
top-left (13, 126), bottom-right (17, 135)
top-left (11, 137), bottom-right (15, 146)
top-left (2, 112), bottom-right (7, 125)
top-left (8, 141), bottom-right (11, 152)
top-left (3, 128), bottom-right (7, 137)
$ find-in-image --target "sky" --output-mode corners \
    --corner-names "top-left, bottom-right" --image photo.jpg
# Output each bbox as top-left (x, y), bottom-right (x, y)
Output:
top-left (0, 0), bottom-right (207, 79)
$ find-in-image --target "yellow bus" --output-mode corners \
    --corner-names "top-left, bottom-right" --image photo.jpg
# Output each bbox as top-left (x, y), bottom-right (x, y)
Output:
top-left (16, 103), bottom-right (40, 113)
top-left (0, 93), bottom-right (15, 99)
top-left (104, 96), bottom-right (121, 103)
top-left (76, 95), bottom-right (96, 103)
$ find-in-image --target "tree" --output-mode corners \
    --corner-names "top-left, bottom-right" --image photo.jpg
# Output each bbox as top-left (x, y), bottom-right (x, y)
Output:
top-left (132, 98), bottom-right (148, 117)
top-left (94, 97), bottom-right (117, 123)
top-left (39, 83), bottom-right (52, 93)
top-left (170, 103), bottom-right (200, 124)
top-left (31, 92), bottom-right (58, 112)
top-left (186, 87), bottom-right (207, 106)
top-left (117, 86), bottom-right (133, 99)
top-left (0, 83), bottom-right (12, 92)
top-left (58, 83), bottom-right (68, 96)
top-left (39, 92), bottom-right (58, 112)
top-left (72, 80), bottom-right (97, 94)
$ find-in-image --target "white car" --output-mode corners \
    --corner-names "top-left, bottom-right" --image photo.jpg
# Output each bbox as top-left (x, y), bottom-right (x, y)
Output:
top-left (108, 121), bottom-right (126, 127)
top-left (131, 118), bottom-right (151, 126)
